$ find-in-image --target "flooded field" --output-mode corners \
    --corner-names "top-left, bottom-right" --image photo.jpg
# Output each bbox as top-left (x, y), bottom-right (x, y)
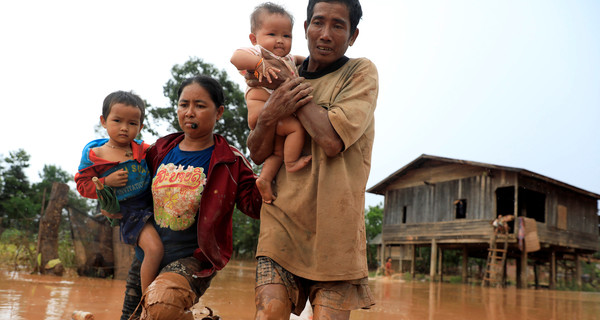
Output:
top-left (1, 260), bottom-right (600, 320)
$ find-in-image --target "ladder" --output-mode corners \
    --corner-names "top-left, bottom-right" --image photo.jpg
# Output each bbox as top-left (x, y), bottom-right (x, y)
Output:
top-left (482, 233), bottom-right (509, 287)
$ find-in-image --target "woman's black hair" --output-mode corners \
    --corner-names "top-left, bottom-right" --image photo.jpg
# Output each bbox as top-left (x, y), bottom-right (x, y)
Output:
top-left (177, 75), bottom-right (225, 108)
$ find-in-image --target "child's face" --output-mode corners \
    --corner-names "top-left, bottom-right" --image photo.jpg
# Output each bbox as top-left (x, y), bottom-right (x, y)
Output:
top-left (251, 13), bottom-right (293, 57)
top-left (100, 103), bottom-right (143, 146)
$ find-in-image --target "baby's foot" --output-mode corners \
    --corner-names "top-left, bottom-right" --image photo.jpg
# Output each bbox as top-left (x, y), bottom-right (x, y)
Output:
top-left (256, 177), bottom-right (276, 204)
top-left (285, 155), bottom-right (312, 173)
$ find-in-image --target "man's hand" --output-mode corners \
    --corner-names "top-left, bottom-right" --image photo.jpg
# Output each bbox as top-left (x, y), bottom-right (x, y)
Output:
top-left (265, 77), bottom-right (313, 121)
top-left (247, 77), bottom-right (313, 164)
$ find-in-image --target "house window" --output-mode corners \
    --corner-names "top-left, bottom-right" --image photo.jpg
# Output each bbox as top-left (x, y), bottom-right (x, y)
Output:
top-left (402, 206), bottom-right (407, 224)
top-left (454, 199), bottom-right (467, 219)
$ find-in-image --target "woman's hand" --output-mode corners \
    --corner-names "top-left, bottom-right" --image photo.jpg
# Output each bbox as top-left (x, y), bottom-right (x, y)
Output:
top-left (104, 169), bottom-right (128, 187)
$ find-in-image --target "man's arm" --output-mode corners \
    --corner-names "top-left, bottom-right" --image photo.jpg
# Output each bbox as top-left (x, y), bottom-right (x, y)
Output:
top-left (247, 77), bottom-right (312, 164)
top-left (295, 101), bottom-right (344, 157)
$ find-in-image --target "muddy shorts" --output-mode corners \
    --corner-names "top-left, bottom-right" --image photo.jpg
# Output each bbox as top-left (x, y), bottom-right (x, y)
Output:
top-left (122, 256), bottom-right (215, 320)
top-left (256, 256), bottom-right (375, 315)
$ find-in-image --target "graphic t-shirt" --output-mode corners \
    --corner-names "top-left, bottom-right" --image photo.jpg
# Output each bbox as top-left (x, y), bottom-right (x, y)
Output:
top-left (145, 144), bottom-right (213, 266)
top-left (100, 159), bottom-right (151, 201)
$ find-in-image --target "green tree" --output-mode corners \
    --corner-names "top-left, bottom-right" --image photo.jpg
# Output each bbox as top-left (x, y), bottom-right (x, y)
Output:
top-left (32, 165), bottom-right (92, 216)
top-left (232, 208), bottom-right (260, 259)
top-left (365, 204), bottom-right (383, 269)
top-left (0, 149), bottom-right (37, 231)
top-left (145, 57), bottom-right (249, 154)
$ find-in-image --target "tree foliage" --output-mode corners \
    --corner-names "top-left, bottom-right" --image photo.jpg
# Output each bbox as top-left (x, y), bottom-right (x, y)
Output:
top-left (232, 208), bottom-right (260, 259)
top-left (0, 149), bottom-right (37, 231)
top-left (365, 204), bottom-right (383, 269)
top-left (145, 57), bottom-right (249, 154)
top-left (0, 150), bottom-right (91, 234)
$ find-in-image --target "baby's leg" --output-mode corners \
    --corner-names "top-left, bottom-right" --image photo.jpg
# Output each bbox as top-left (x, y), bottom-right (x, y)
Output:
top-left (246, 88), bottom-right (270, 130)
top-left (276, 116), bottom-right (311, 172)
top-left (138, 222), bottom-right (163, 294)
top-left (256, 135), bottom-right (284, 204)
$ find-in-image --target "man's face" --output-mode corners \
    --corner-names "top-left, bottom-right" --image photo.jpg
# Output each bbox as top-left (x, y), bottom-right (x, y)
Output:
top-left (304, 2), bottom-right (358, 72)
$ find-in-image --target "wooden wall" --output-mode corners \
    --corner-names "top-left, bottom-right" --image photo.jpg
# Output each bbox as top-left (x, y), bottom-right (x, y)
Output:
top-left (382, 162), bottom-right (599, 252)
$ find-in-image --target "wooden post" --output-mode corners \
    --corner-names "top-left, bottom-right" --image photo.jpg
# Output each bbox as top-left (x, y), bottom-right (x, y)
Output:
top-left (37, 182), bottom-right (69, 275)
top-left (380, 241), bottom-right (386, 272)
top-left (411, 244), bottom-right (416, 279)
top-left (462, 246), bottom-right (468, 283)
top-left (575, 254), bottom-right (582, 290)
top-left (399, 245), bottom-right (404, 273)
top-left (550, 250), bottom-right (556, 290)
top-left (438, 247), bottom-right (443, 282)
top-left (430, 239), bottom-right (438, 281)
top-left (519, 240), bottom-right (527, 289)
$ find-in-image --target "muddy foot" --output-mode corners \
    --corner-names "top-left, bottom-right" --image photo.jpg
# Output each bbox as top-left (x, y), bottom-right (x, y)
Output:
top-left (285, 155), bottom-right (312, 173)
top-left (256, 177), bottom-right (276, 204)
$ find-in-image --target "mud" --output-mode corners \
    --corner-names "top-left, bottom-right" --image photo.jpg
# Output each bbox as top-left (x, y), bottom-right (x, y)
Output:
top-left (1, 261), bottom-right (600, 319)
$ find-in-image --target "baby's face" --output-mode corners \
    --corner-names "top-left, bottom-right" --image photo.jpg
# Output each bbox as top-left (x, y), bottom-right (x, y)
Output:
top-left (253, 13), bottom-right (293, 57)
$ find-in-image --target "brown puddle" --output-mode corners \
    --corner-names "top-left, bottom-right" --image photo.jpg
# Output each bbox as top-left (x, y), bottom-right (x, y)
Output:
top-left (2, 260), bottom-right (600, 319)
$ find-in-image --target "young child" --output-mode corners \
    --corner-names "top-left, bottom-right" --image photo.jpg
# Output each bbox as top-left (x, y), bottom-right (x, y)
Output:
top-left (75, 91), bottom-right (162, 294)
top-left (231, 2), bottom-right (311, 203)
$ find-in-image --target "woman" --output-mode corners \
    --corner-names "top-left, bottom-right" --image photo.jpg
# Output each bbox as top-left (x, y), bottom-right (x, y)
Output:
top-left (118, 75), bottom-right (262, 320)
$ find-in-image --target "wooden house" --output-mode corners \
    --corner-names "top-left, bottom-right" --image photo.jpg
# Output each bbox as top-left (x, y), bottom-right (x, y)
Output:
top-left (367, 154), bottom-right (600, 288)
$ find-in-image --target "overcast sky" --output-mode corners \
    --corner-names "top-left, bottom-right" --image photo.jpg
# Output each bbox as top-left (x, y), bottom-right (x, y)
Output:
top-left (1, 0), bottom-right (599, 208)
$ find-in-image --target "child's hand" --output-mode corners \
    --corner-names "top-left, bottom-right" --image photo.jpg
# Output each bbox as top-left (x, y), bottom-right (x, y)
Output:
top-left (100, 209), bottom-right (123, 219)
top-left (254, 59), bottom-right (281, 84)
top-left (105, 169), bottom-right (128, 187)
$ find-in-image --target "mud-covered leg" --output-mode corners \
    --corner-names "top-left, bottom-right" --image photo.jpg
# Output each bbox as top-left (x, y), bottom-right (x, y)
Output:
top-left (313, 304), bottom-right (351, 320)
top-left (255, 283), bottom-right (292, 320)
top-left (140, 272), bottom-right (197, 320)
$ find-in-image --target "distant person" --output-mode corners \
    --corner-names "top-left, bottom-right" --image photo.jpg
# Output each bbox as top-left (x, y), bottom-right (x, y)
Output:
top-left (116, 75), bottom-right (262, 319)
top-left (230, 2), bottom-right (311, 203)
top-left (75, 91), bottom-right (163, 294)
top-left (247, 0), bottom-right (379, 318)
top-left (385, 258), bottom-right (393, 277)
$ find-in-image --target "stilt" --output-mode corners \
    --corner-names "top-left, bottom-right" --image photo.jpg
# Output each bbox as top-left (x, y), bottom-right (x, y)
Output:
top-left (518, 240), bottom-right (527, 289)
top-left (462, 246), bottom-right (468, 283)
top-left (430, 239), bottom-right (438, 281)
top-left (550, 250), bottom-right (556, 290)
top-left (410, 244), bottom-right (416, 279)
top-left (576, 254), bottom-right (582, 290)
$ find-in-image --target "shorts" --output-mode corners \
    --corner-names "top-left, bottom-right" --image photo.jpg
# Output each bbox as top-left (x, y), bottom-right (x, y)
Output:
top-left (255, 256), bottom-right (375, 315)
top-left (121, 256), bottom-right (215, 320)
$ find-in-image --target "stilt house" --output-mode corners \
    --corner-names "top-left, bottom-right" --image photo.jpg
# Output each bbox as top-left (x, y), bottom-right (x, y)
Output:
top-left (367, 154), bottom-right (600, 288)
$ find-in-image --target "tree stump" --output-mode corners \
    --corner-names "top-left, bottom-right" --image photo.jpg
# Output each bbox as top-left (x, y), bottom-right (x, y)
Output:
top-left (37, 182), bottom-right (69, 275)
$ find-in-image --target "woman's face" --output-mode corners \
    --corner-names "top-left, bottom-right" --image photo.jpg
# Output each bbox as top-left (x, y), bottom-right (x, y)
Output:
top-left (177, 82), bottom-right (224, 139)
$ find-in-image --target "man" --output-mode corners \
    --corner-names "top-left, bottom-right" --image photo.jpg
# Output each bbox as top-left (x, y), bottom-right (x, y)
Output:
top-left (247, 0), bottom-right (379, 318)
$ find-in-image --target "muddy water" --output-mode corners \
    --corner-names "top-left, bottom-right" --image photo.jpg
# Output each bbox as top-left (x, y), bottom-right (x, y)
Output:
top-left (2, 260), bottom-right (600, 320)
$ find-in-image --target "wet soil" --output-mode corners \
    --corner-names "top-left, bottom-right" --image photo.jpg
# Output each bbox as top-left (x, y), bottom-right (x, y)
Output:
top-left (2, 261), bottom-right (599, 320)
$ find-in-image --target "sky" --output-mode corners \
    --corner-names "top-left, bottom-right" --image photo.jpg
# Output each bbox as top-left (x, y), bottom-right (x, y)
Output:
top-left (1, 0), bottom-right (599, 209)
